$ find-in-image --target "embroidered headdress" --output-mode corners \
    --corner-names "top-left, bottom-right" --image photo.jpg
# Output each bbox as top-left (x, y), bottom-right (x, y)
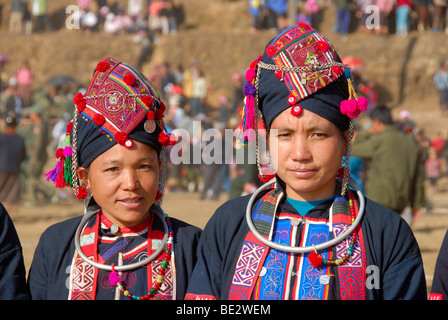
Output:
top-left (45, 57), bottom-right (176, 201)
top-left (240, 24), bottom-right (368, 193)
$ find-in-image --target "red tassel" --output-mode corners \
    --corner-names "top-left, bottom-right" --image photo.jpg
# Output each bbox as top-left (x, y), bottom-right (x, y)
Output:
top-left (308, 251), bottom-right (323, 268)
top-left (54, 161), bottom-right (66, 189)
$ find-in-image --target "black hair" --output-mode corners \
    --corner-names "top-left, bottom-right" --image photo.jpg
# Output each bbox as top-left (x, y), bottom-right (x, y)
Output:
top-left (369, 105), bottom-right (393, 125)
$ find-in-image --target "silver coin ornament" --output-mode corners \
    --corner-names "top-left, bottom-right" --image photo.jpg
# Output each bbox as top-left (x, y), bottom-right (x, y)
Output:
top-left (144, 119), bottom-right (156, 134)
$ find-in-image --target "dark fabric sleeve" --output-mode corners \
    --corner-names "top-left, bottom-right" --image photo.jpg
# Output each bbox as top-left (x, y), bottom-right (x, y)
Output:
top-left (430, 230), bottom-right (448, 299)
top-left (27, 217), bottom-right (81, 300)
top-left (185, 196), bottom-right (250, 300)
top-left (27, 228), bottom-right (49, 300)
top-left (170, 218), bottom-right (202, 299)
top-left (0, 203), bottom-right (30, 300)
top-left (362, 199), bottom-right (427, 300)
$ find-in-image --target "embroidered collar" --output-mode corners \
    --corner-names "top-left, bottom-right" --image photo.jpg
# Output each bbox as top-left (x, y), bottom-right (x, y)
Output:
top-left (99, 211), bottom-right (152, 236)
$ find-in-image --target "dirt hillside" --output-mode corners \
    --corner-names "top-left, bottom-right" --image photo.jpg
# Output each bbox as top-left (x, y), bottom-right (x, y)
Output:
top-left (0, 0), bottom-right (447, 136)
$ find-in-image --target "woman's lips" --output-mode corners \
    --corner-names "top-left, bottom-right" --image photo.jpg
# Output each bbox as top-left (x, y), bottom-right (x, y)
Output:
top-left (288, 169), bottom-right (316, 178)
top-left (117, 198), bottom-right (144, 208)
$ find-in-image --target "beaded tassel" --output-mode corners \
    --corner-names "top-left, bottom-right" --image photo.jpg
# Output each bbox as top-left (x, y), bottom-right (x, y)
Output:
top-left (308, 190), bottom-right (359, 268)
top-left (108, 215), bottom-right (174, 300)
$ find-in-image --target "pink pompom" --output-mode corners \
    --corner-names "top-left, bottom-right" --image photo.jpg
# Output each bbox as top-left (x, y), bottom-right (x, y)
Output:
top-left (63, 146), bottom-right (73, 158)
top-left (340, 100), bottom-right (361, 119)
top-left (357, 97), bottom-right (369, 111)
top-left (246, 68), bottom-right (256, 83)
top-left (109, 271), bottom-right (122, 286)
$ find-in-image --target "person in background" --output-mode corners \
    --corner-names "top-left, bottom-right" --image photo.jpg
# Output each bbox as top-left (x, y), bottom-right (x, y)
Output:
top-left (9, 0), bottom-right (25, 35)
top-left (351, 105), bottom-right (425, 223)
top-left (334, 0), bottom-right (351, 41)
top-left (434, 61), bottom-right (448, 115)
top-left (395, 0), bottom-right (412, 37)
top-left (0, 115), bottom-right (26, 215)
top-left (22, 104), bottom-right (54, 206)
top-left (31, 0), bottom-right (55, 33)
top-left (16, 60), bottom-right (34, 107)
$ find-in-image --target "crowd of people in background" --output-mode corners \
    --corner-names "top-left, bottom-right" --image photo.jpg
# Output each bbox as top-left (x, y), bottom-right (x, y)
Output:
top-left (249, 0), bottom-right (448, 38)
top-left (5, 0), bottom-right (448, 38)
top-left (7, 0), bottom-right (184, 37)
top-left (1, 0), bottom-right (448, 218)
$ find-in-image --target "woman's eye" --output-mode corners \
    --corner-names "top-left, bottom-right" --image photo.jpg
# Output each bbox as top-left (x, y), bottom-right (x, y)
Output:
top-left (276, 133), bottom-right (290, 138)
top-left (313, 133), bottom-right (328, 138)
top-left (105, 167), bottom-right (119, 173)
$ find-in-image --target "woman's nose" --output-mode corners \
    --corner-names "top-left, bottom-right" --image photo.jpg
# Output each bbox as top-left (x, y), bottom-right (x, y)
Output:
top-left (291, 136), bottom-right (312, 162)
top-left (122, 170), bottom-right (139, 190)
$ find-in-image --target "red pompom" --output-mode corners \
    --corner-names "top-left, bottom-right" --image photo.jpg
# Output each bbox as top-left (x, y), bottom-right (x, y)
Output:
top-left (155, 190), bottom-right (163, 202)
top-left (115, 132), bottom-right (129, 145)
top-left (258, 173), bottom-right (275, 183)
top-left (73, 92), bottom-right (85, 105)
top-left (141, 95), bottom-right (154, 107)
top-left (159, 101), bottom-right (167, 112)
top-left (147, 110), bottom-right (155, 120)
top-left (55, 148), bottom-right (64, 159)
top-left (158, 132), bottom-right (176, 147)
top-left (76, 186), bottom-right (88, 200)
top-left (331, 66), bottom-right (341, 75)
top-left (124, 139), bottom-right (134, 149)
top-left (155, 108), bottom-right (165, 120)
top-left (290, 105), bottom-right (303, 116)
top-left (74, 92), bottom-right (87, 113)
top-left (66, 122), bottom-right (73, 135)
top-left (97, 61), bottom-right (110, 72)
top-left (317, 41), bottom-right (329, 52)
top-left (266, 45), bottom-right (276, 57)
top-left (308, 251), bottom-right (323, 268)
top-left (274, 70), bottom-right (283, 79)
top-left (297, 22), bottom-right (310, 30)
top-left (92, 114), bottom-right (106, 127)
top-left (124, 73), bottom-right (137, 86)
top-left (287, 94), bottom-right (297, 106)
top-left (77, 101), bottom-right (86, 113)
top-left (158, 132), bottom-right (170, 146)
top-left (250, 55), bottom-right (263, 69)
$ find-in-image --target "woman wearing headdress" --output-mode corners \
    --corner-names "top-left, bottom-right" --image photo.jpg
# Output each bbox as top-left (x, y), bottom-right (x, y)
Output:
top-left (28, 57), bottom-right (201, 300)
top-left (185, 24), bottom-right (427, 300)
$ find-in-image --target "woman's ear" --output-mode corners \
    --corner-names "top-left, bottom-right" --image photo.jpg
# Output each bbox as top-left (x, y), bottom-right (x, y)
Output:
top-left (77, 167), bottom-right (90, 189)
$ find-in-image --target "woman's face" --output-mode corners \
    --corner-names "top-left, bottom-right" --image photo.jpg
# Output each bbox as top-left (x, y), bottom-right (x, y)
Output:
top-left (78, 140), bottom-right (161, 228)
top-left (269, 108), bottom-right (347, 202)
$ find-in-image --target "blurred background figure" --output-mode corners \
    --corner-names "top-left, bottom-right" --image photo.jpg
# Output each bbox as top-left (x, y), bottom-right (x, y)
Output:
top-left (0, 115), bottom-right (26, 215)
top-left (21, 104), bottom-right (54, 206)
top-left (434, 61), bottom-right (448, 115)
